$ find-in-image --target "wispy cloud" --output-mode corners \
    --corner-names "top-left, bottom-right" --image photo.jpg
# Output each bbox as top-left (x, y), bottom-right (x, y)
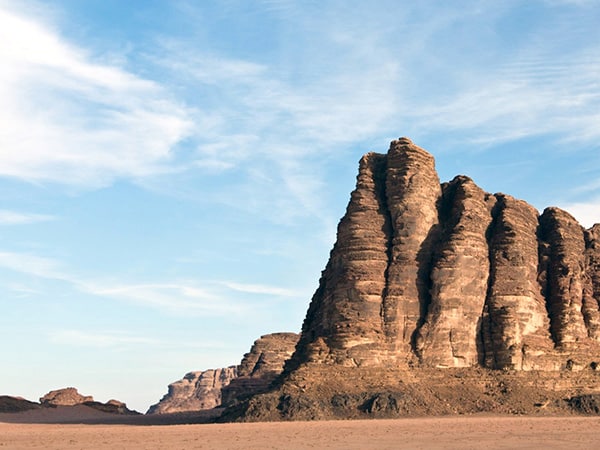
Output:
top-left (0, 251), bottom-right (69, 280)
top-left (0, 210), bottom-right (55, 225)
top-left (0, 5), bottom-right (194, 187)
top-left (411, 52), bottom-right (600, 147)
top-left (0, 249), bottom-right (297, 316)
top-left (82, 282), bottom-right (248, 316)
top-left (222, 281), bottom-right (298, 297)
top-left (2, 1), bottom-right (599, 227)
top-left (49, 329), bottom-right (158, 348)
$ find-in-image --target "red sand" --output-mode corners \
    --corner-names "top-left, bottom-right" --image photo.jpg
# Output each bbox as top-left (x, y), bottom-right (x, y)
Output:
top-left (2, 416), bottom-right (600, 449)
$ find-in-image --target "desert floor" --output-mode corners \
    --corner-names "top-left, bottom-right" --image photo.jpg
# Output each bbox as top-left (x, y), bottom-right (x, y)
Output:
top-left (2, 416), bottom-right (600, 449)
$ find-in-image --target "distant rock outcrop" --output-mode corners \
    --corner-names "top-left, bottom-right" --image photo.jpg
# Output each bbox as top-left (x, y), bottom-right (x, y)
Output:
top-left (40, 388), bottom-right (93, 406)
top-left (37, 387), bottom-right (138, 415)
top-left (0, 396), bottom-right (41, 413)
top-left (147, 367), bottom-right (237, 414)
top-left (223, 138), bottom-right (600, 421)
top-left (148, 333), bottom-right (299, 414)
top-left (83, 399), bottom-right (140, 415)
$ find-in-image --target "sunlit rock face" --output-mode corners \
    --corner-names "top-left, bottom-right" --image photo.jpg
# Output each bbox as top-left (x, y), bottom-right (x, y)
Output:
top-left (147, 367), bottom-right (237, 414)
top-left (149, 333), bottom-right (300, 413)
top-left (222, 332), bottom-right (300, 406)
top-left (286, 138), bottom-right (600, 373)
top-left (40, 388), bottom-right (93, 406)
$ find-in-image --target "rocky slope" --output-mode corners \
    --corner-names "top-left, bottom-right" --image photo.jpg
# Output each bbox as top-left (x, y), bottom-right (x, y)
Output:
top-left (0, 396), bottom-right (41, 413)
top-left (225, 137), bottom-right (600, 421)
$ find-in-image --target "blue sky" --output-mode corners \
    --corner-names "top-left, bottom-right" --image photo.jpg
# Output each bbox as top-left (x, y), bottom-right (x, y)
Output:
top-left (1, 0), bottom-right (599, 412)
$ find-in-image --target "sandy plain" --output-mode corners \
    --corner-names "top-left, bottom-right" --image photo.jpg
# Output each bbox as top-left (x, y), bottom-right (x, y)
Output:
top-left (2, 416), bottom-right (600, 449)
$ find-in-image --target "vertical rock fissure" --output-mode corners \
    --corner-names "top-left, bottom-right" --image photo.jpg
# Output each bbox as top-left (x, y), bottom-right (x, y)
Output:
top-left (377, 155), bottom-right (394, 338)
top-left (537, 221), bottom-right (555, 347)
top-left (411, 221), bottom-right (441, 354)
top-left (481, 197), bottom-right (503, 369)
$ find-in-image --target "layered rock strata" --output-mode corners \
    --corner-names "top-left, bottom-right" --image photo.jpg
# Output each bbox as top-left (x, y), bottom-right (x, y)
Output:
top-left (147, 367), bottom-right (237, 414)
top-left (149, 333), bottom-right (299, 413)
top-left (286, 138), bottom-right (600, 373)
top-left (222, 332), bottom-right (299, 405)
top-left (415, 176), bottom-right (494, 368)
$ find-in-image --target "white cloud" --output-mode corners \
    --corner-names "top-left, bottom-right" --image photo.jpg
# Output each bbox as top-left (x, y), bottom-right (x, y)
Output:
top-left (0, 210), bottom-right (55, 225)
top-left (0, 251), bottom-right (69, 280)
top-left (557, 199), bottom-right (600, 228)
top-left (0, 6), bottom-right (194, 187)
top-left (222, 281), bottom-right (298, 297)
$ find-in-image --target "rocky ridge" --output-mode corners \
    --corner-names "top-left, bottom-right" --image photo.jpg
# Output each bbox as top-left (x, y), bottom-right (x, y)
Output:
top-left (225, 138), bottom-right (600, 421)
top-left (0, 396), bottom-right (41, 413)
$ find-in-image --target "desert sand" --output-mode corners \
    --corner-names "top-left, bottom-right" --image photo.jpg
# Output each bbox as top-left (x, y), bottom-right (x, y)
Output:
top-left (2, 416), bottom-right (600, 449)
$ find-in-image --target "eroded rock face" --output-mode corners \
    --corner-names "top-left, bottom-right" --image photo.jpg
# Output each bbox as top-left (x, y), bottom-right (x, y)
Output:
top-left (150, 333), bottom-right (299, 413)
top-left (482, 195), bottom-right (554, 370)
top-left (382, 139), bottom-right (441, 359)
top-left (538, 207), bottom-right (589, 347)
top-left (222, 333), bottom-right (299, 405)
top-left (147, 367), bottom-right (237, 414)
top-left (415, 176), bottom-right (494, 368)
top-left (584, 224), bottom-right (600, 340)
top-left (40, 388), bottom-right (93, 406)
top-left (284, 137), bottom-right (600, 373)
top-left (289, 154), bottom-right (390, 367)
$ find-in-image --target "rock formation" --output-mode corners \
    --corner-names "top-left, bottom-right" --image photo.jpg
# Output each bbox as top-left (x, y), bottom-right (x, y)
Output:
top-left (222, 137), bottom-right (600, 421)
top-left (34, 387), bottom-right (138, 415)
top-left (147, 367), bottom-right (237, 414)
top-left (287, 137), bottom-right (600, 372)
top-left (149, 333), bottom-right (299, 413)
top-left (222, 332), bottom-right (299, 405)
top-left (40, 388), bottom-right (93, 406)
top-left (0, 396), bottom-right (41, 413)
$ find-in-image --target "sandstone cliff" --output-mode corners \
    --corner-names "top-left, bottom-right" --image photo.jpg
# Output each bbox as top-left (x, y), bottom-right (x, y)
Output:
top-left (148, 333), bottom-right (299, 413)
top-left (222, 332), bottom-right (300, 406)
top-left (288, 138), bottom-right (600, 373)
top-left (223, 138), bottom-right (600, 421)
top-left (147, 367), bottom-right (237, 414)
